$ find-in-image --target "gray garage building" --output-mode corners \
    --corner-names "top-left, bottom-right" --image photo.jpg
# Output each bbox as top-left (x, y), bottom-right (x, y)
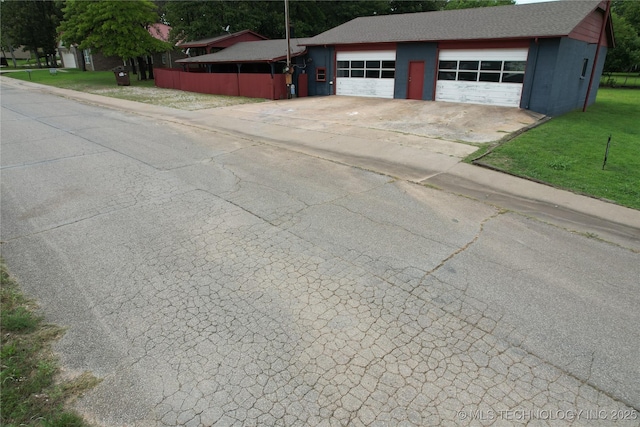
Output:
top-left (301, 0), bottom-right (613, 116)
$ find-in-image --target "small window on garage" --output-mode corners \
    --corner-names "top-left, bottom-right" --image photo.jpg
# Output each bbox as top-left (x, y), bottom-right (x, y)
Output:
top-left (316, 67), bottom-right (326, 82)
top-left (481, 61), bottom-right (502, 71)
top-left (581, 58), bottom-right (589, 78)
top-left (438, 71), bottom-right (456, 80)
top-left (439, 61), bottom-right (457, 70)
top-left (459, 61), bottom-right (479, 70)
top-left (479, 72), bottom-right (501, 82)
top-left (502, 73), bottom-right (524, 83)
top-left (504, 61), bottom-right (526, 72)
top-left (458, 72), bottom-right (478, 81)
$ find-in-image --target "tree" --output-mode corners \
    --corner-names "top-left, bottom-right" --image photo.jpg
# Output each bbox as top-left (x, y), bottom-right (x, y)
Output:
top-left (612, 0), bottom-right (640, 35)
top-left (604, 13), bottom-right (640, 73)
top-left (389, 1), bottom-right (447, 14)
top-left (0, 0), bottom-right (63, 67)
top-left (444, 0), bottom-right (514, 10)
top-left (164, 1), bottom-right (394, 42)
top-left (162, 0), bottom-right (519, 44)
top-left (59, 0), bottom-right (170, 76)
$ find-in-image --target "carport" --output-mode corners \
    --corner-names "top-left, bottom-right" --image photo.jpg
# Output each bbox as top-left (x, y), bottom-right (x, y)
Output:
top-left (155, 38), bottom-right (310, 100)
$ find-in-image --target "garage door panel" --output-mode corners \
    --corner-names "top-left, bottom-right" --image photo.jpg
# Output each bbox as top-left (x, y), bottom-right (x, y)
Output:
top-left (439, 49), bottom-right (528, 61)
top-left (436, 81), bottom-right (523, 107)
top-left (337, 51), bottom-right (396, 99)
top-left (436, 48), bottom-right (528, 107)
top-left (336, 79), bottom-right (395, 98)
top-left (337, 51), bottom-right (396, 61)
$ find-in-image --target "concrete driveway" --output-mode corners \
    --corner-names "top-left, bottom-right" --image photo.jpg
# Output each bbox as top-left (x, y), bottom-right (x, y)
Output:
top-left (209, 95), bottom-right (545, 144)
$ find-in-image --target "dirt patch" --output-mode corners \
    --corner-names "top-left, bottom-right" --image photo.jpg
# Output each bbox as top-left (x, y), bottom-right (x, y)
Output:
top-left (88, 86), bottom-right (265, 111)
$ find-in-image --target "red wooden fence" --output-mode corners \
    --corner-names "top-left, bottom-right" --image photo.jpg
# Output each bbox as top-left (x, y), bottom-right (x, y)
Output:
top-left (154, 68), bottom-right (288, 100)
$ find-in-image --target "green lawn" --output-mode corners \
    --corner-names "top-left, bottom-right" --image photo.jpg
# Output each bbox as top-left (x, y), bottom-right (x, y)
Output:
top-left (2, 68), bottom-right (265, 110)
top-left (1, 57), bottom-right (60, 68)
top-left (478, 88), bottom-right (640, 210)
top-left (2, 68), bottom-right (156, 90)
top-left (1, 260), bottom-right (99, 426)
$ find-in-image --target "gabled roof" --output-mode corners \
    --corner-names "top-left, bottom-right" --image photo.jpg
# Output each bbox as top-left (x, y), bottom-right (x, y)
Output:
top-left (148, 23), bottom-right (171, 42)
top-left (303, 0), bottom-right (608, 46)
top-left (177, 30), bottom-right (268, 49)
top-left (176, 38), bottom-right (309, 64)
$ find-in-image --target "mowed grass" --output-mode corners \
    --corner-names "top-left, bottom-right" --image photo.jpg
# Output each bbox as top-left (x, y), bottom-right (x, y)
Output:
top-left (2, 68), bottom-right (265, 110)
top-left (479, 88), bottom-right (640, 210)
top-left (1, 260), bottom-right (100, 427)
top-left (3, 68), bottom-right (156, 90)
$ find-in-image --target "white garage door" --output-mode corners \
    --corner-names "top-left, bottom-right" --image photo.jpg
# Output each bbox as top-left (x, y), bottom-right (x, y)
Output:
top-left (336, 51), bottom-right (396, 99)
top-left (435, 48), bottom-right (528, 107)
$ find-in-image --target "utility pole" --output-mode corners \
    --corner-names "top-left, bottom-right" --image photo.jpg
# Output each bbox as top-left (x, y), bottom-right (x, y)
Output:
top-left (284, 0), bottom-right (293, 98)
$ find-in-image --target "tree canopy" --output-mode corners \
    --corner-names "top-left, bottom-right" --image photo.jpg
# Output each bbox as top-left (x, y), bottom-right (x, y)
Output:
top-left (0, 0), bottom-right (62, 66)
top-left (59, 0), bottom-right (170, 61)
top-left (160, 0), bottom-right (513, 43)
top-left (605, 13), bottom-right (640, 72)
top-left (605, 0), bottom-right (640, 72)
top-left (444, 0), bottom-right (514, 10)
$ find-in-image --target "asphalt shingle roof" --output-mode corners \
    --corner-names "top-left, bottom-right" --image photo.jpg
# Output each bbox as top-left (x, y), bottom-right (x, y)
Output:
top-left (303, 0), bottom-right (603, 46)
top-left (177, 30), bottom-right (267, 49)
top-left (176, 39), bottom-right (310, 64)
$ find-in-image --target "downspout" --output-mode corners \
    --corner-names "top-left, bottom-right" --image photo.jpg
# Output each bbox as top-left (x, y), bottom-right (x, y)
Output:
top-left (284, 0), bottom-right (292, 98)
top-left (583, 0), bottom-right (610, 112)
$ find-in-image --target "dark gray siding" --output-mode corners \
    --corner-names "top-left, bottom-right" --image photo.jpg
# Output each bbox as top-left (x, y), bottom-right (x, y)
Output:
top-left (526, 37), bottom-right (604, 116)
top-left (587, 45), bottom-right (607, 106)
top-left (522, 38), bottom-right (559, 113)
top-left (395, 43), bottom-right (438, 100)
top-left (548, 37), bottom-right (598, 115)
top-left (306, 46), bottom-right (335, 96)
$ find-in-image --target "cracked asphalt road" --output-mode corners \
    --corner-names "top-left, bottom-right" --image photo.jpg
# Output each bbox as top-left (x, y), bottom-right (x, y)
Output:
top-left (1, 84), bottom-right (639, 426)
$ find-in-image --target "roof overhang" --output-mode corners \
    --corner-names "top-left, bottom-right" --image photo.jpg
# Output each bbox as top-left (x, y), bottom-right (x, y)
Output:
top-left (177, 30), bottom-right (268, 49)
top-left (176, 39), bottom-right (309, 65)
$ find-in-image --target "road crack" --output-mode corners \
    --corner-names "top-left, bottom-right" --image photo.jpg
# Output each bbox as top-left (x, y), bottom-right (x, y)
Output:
top-left (422, 209), bottom-right (506, 278)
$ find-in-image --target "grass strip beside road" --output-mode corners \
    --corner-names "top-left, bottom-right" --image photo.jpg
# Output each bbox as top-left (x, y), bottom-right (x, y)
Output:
top-left (477, 88), bottom-right (640, 210)
top-left (2, 69), bottom-right (264, 110)
top-left (1, 260), bottom-right (99, 427)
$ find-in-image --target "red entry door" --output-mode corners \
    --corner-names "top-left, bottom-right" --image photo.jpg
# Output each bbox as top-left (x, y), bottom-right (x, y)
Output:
top-left (407, 61), bottom-right (425, 100)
